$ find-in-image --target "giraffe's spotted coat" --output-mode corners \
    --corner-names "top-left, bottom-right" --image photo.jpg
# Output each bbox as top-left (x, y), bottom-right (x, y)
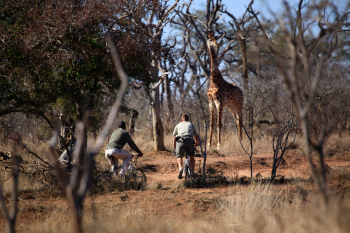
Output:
top-left (206, 30), bottom-right (244, 149)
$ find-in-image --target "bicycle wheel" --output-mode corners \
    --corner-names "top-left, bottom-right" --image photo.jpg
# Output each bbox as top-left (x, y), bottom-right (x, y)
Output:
top-left (130, 169), bottom-right (147, 190)
top-left (184, 163), bottom-right (189, 181)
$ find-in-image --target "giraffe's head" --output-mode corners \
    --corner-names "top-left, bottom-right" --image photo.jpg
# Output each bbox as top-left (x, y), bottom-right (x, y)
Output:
top-left (206, 30), bottom-right (219, 49)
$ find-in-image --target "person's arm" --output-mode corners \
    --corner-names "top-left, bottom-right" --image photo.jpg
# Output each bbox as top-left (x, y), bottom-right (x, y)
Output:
top-left (126, 133), bottom-right (143, 155)
top-left (194, 135), bottom-right (199, 146)
top-left (192, 124), bottom-right (199, 146)
top-left (173, 124), bottom-right (178, 149)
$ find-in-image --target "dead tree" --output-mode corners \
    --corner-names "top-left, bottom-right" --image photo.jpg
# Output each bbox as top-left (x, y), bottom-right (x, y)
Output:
top-left (128, 109), bottom-right (139, 138)
top-left (194, 85), bottom-right (209, 180)
top-left (237, 97), bottom-right (255, 179)
top-left (253, 0), bottom-right (350, 204)
top-left (158, 61), bottom-right (175, 125)
top-left (271, 115), bottom-right (296, 180)
top-left (222, 0), bottom-right (259, 95)
top-left (0, 156), bottom-right (19, 233)
top-left (127, 0), bottom-right (182, 151)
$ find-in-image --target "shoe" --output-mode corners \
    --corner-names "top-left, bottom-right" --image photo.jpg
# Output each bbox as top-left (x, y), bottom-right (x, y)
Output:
top-left (119, 169), bottom-right (125, 176)
top-left (178, 168), bottom-right (183, 179)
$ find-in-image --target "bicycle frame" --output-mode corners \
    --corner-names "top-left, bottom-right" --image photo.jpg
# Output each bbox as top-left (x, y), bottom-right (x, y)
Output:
top-left (104, 154), bottom-right (146, 190)
top-left (108, 155), bottom-right (138, 175)
top-left (183, 150), bottom-right (192, 181)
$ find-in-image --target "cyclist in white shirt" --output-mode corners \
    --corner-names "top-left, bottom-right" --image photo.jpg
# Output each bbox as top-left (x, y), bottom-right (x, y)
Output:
top-left (173, 114), bottom-right (199, 179)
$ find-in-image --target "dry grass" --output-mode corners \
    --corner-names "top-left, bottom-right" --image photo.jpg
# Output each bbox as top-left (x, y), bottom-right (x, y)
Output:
top-left (126, 130), bottom-right (275, 156)
top-left (218, 133), bottom-right (274, 156)
top-left (128, 130), bottom-right (304, 157)
top-left (216, 184), bottom-right (350, 233)
top-left (2, 131), bottom-right (350, 232)
top-left (12, 183), bottom-right (350, 233)
top-left (328, 167), bottom-right (350, 186)
top-left (217, 183), bottom-right (304, 229)
top-left (132, 133), bottom-right (175, 154)
top-left (324, 133), bottom-right (350, 157)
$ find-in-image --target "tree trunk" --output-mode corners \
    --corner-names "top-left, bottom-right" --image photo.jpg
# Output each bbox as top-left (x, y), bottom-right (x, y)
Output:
top-left (128, 109), bottom-right (139, 138)
top-left (151, 60), bottom-right (165, 151)
top-left (271, 158), bottom-right (277, 180)
top-left (240, 39), bottom-right (249, 95)
top-left (76, 102), bottom-right (88, 165)
top-left (165, 74), bottom-right (174, 124)
top-left (250, 156), bottom-right (253, 179)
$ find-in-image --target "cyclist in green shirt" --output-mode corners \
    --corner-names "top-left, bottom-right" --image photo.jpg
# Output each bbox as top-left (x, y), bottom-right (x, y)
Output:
top-left (105, 121), bottom-right (143, 174)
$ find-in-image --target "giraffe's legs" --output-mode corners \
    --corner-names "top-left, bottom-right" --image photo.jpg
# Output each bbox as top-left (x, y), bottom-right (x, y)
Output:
top-left (215, 100), bottom-right (223, 150)
top-left (208, 98), bottom-right (215, 149)
top-left (237, 105), bottom-right (243, 140)
top-left (228, 104), bottom-right (243, 140)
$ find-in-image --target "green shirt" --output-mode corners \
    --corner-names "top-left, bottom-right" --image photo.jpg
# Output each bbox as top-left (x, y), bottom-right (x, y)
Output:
top-left (106, 128), bottom-right (142, 154)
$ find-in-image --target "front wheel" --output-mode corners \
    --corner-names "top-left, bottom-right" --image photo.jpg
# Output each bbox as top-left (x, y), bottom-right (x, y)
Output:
top-left (130, 169), bottom-right (147, 190)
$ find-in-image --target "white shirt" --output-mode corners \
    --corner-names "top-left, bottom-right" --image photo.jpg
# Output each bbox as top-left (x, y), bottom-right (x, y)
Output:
top-left (173, 121), bottom-right (198, 138)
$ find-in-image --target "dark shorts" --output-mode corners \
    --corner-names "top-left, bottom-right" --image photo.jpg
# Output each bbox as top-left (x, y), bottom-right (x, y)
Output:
top-left (176, 138), bottom-right (194, 158)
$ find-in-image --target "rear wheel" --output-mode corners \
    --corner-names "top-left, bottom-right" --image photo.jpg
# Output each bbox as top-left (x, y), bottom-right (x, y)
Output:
top-left (184, 163), bottom-right (189, 181)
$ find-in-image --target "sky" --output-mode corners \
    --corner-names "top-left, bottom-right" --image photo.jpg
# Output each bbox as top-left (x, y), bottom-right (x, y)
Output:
top-left (163, 0), bottom-right (302, 35)
top-left (164, 0), bottom-right (348, 35)
top-left (171, 0), bottom-right (346, 18)
top-left (209, 0), bottom-right (286, 17)
top-left (219, 0), bottom-right (300, 17)
top-left (220, 0), bottom-right (348, 19)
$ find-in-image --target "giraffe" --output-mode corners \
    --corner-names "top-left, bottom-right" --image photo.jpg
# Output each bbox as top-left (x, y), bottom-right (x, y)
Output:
top-left (206, 30), bottom-right (244, 150)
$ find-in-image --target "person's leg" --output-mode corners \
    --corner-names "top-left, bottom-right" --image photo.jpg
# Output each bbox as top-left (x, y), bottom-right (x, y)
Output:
top-left (190, 156), bottom-right (195, 173)
top-left (183, 139), bottom-right (195, 174)
top-left (105, 149), bottom-right (118, 172)
top-left (177, 157), bottom-right (182, 169)
top-left (176, 141), bottom-right (185, 179)
top-left (112, 149), bottom-right (131, 174)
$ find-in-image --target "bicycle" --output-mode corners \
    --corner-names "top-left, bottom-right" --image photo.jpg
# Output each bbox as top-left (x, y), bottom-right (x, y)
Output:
top-left (183, 147), bottom-right (192, 181)
top-left (106, 154), bottom-right (146, 190)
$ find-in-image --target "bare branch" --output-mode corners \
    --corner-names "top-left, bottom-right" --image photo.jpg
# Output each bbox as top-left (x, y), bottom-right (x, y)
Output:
top-left (8, 137), bottom-right (52, 168)
top-left (0, 156), bottom-right (20, 233)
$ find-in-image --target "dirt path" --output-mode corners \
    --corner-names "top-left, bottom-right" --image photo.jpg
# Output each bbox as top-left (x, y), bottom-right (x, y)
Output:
top-left (139, 150), bottom-right (350, 183)
top-left (1, 149), bottom-right (350, 231)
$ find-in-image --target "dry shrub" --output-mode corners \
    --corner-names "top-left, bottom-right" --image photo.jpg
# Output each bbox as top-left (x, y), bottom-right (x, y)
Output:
top-left (324, 133), bottom-right (350, 157)
top-left (90, 162), bottom-right (147, 195)
top-left (328, 167), bottom-right (350, 186)
top-left (1, 164), bottom-right (58, 199)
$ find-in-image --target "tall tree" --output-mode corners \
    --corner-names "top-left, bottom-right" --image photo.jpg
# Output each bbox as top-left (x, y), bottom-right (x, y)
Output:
top-left (255, 0), bottom-right (350, 204)
top-left (104, 0), bottom-right (183, 151)
top-left (0, 0), bottom-right (152, 150)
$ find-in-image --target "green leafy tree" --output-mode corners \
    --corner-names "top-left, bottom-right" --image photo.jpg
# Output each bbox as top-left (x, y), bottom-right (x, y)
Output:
top-left (0, 0), bottom-right (153, 146)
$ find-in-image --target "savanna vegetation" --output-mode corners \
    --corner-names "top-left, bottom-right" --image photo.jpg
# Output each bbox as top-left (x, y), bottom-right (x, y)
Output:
top-left (1, 0), bottom-right (350, 232)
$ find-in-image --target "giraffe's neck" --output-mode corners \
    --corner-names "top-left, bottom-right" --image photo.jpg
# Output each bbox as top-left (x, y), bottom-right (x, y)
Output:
top-left (208, 46), bottom-right (224, 85)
